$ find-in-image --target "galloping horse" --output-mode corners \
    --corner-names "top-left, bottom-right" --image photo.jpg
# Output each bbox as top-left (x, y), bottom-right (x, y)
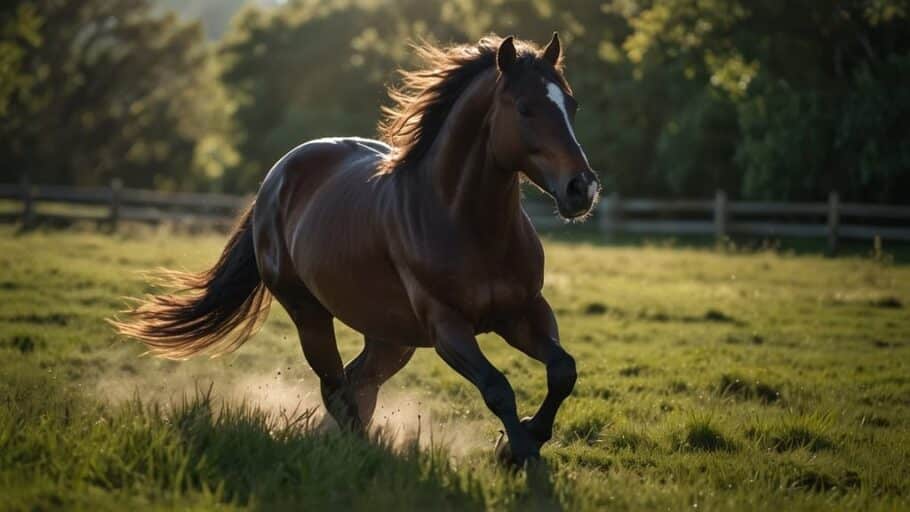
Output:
top-left (115, 33), bottom-right (599, 465)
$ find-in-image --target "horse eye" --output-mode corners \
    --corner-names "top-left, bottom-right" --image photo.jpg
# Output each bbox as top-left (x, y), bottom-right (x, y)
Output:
top-left (517, 103), bottom-right (532, 117)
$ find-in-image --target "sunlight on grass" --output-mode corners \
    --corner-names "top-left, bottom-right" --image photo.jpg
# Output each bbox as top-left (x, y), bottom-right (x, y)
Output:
top-left (1, 226), bottom-right (909, 510)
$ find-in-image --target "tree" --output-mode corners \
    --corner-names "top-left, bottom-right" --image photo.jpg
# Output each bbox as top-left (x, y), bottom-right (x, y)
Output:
top-left (0, 4), bottom-right (43, 118)
top-left (218, 0), bottom-right (466, 191)
top-left (0, 0), bottom-right (237, 191)
top-left (612, 0), bottom-right (910, 202)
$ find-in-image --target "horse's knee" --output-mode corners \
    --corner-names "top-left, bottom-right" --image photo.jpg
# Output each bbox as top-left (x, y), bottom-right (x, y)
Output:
top-left (548, 351), bottom-right (577, 398)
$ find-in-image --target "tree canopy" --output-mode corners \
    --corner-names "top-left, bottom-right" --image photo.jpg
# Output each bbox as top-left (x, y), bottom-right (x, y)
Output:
top-left (2, 0), bottom-right (908, 202)
top-left (0, 0), bottom-right (237, 191)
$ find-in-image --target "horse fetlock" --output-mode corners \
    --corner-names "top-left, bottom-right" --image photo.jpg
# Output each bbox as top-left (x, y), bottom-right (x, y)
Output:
top-left (319, 380), bottom-right (365, 433)
top-left (521, 416), bottom-right (552, 445)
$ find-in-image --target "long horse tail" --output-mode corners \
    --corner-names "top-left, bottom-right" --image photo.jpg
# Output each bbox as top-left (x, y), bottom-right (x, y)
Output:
top-left (111, 204), bottom-right (271, 359)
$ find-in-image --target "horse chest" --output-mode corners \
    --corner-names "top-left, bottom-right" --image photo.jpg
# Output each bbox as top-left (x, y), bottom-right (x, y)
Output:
top-left (449, 255), bottom-right (542, 324)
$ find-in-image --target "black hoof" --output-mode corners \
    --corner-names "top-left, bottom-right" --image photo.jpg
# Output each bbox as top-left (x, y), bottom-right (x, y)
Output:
top-left (494, 430), bottom-right (540, 468)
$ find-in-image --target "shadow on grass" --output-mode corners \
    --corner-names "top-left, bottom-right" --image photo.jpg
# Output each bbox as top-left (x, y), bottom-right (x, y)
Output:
top-left (134, 386), bottom-right (490, 510)
top-left (1, 369), bottom-right (492, 510)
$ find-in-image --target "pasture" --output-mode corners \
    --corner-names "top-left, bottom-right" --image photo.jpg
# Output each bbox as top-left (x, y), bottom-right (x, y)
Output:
top-left (1, 225), bottom-right (909, 510)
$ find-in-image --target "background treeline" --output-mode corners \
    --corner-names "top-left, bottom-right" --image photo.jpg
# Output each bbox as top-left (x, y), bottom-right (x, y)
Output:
top-left (1, 0), bottom-right (908, 202)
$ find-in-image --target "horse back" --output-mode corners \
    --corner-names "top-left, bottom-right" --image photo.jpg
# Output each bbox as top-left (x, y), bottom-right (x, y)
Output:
top-left (253, 138), bottom-right (387, 283)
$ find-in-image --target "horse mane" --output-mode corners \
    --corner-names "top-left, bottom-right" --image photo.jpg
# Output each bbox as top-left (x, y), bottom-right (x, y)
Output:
top-left (377, 35), bottom-right (566, 172)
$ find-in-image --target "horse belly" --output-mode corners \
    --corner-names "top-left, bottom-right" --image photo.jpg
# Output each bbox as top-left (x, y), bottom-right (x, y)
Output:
top-left (313, 267), bottom-right (427, 345)
top-left (289, 210), bottom-right (427, 345)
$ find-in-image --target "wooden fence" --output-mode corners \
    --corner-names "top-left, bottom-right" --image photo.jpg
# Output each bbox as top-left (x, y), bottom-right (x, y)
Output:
top-left (3, 180), bottom-right (910, 253)
top-left (524, 190), bottom-right (910, 253)
top-left (0, 179), bottom-right (250, 228)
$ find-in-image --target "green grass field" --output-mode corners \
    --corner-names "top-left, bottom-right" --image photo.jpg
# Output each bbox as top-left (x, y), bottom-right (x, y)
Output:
top-left (2, 224), bottom-right (909, 510)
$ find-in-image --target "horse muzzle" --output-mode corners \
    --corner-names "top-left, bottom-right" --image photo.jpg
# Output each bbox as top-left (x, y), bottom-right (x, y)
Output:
top-left (556, 170), bottom-right (600, 219)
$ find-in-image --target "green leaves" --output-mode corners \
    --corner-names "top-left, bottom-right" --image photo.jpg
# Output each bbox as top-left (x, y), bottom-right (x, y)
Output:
top-left (2, 0), bottom-right (908, 202)
top-left (0, 0), bottom-right (236, 192)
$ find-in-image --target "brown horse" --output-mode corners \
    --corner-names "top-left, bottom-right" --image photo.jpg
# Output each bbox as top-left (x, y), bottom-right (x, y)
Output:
top-left (114, 33), bottom-right (599, 466)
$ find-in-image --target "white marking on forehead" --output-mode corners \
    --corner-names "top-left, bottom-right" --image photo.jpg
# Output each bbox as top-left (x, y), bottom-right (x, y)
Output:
top-left (544, 81), bottom-right (589, 165)
top-left (587, 179), bottom-right (599, 201)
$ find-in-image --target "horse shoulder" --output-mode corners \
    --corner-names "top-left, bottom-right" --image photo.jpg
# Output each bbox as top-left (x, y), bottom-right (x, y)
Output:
top-left (492, 220), bottom-right (546, 304)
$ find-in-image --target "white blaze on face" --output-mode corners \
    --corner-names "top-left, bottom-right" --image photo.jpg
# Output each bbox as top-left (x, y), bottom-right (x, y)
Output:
top-left (544, 81), bottom-right (582, 151)
top-left (544, 81), bottom-right (597, 202)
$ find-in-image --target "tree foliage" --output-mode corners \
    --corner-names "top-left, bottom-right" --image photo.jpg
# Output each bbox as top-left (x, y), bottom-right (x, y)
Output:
top-left (610, 0), bottom-right (910, 202)
top-left (0, 0), bottom-right (237, 191)
top-left (1, 0), bottom-right (907, 201)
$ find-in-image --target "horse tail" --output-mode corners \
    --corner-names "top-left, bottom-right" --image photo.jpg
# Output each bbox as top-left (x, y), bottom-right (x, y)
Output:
top-left (111, 204), bottom-right (271, 359)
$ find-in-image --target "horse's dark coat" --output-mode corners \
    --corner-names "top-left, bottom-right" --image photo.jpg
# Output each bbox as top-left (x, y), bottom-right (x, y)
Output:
top-left (116, 34), bottom-right (599, 465)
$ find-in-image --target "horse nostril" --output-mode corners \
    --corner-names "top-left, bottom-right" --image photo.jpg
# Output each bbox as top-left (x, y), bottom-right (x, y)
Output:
top-left (566, 175), bottom-right (587, 199)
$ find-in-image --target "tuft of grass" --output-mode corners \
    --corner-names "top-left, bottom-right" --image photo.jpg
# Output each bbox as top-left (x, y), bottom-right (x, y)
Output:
top-left (770, 428), bottom-right (832, 452)
top-left (556, 400), bottom-right (611, 445)
top-left (667, 380), bottom-right (689, 393)
top-left (786, 469), bottom-right (861, 493)
top-left (858, 411), bottom-right (891, 428)
top-left (582, 302), bottom-right (608, 315)
top-left (703, 309), bottom-right (737, 323)
top-left (675, 416), bottom-right (736, 452)
top-left (618, 364), bottom-right (647, 377)
top-left (870, 296), bottom-right (902, 309)
top-left (748, 414), bottom-right (834, 453)
top-left (716, 373), bottom-right (782, 403)
top-left (6, 334), bottom-right (39, 353)
top-left (605, 427), bottom-right (654, 452)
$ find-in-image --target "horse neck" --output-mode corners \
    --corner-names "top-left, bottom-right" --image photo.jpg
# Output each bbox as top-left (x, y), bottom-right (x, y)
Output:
top-left (420, 71), bottom-right (521, 240)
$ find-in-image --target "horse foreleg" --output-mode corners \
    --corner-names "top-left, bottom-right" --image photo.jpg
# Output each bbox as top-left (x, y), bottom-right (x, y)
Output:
top-left (496, 296), bottom-right (577, 448)
top-left (344, 339), bottom-right (415, 425)
top-left (430, 311), bottom-right (540, 466)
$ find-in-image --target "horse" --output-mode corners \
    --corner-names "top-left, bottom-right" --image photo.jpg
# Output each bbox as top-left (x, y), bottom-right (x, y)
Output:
top-left (114, 33), bottom-right (600, 466)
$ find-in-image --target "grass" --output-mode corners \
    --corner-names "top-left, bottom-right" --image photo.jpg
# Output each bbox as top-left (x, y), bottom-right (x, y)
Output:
top-left (1, 223), bottom-right (909, 510)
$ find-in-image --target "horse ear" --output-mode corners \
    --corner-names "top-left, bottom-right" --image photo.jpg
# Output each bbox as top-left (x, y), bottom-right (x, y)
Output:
top-left (497, 36), bottom-right (517, 74)
top-left (542, 32), bottom-right (561, 67)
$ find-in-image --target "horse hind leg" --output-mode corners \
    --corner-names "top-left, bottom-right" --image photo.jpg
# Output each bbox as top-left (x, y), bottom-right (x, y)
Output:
top-left (344, 339), bottom-right (415, 425)
top-left (273, 291), bottom-right (364, 434)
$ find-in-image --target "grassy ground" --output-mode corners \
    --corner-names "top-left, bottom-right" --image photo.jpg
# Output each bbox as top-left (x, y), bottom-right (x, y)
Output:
top-left (1, 224), bottom-right (908, 510)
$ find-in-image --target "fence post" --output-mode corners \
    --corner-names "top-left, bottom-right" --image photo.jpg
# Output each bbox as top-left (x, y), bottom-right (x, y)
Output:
top-left (21, 175), bottom-right (34, 228)
top-left (109, 178), bottom-right (123, 230)
top-left (827, 191), bottom-right (839, 256)
top-left (714, 189), bottom-right (727, 243)
top-left (600, 192), bottom-right (621, 239)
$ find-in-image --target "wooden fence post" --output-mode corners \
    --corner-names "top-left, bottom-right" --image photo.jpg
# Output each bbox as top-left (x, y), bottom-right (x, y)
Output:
top-left (109, 178), bottom-right (123, 230)
top-left (714, 189), bottom-right (727, 243)
top-left (21, 175), bottom-right (34, 228)
top-left (600, 192), bottom-right (621, 239)
top-left (827, 191), bottom-right (840, 256)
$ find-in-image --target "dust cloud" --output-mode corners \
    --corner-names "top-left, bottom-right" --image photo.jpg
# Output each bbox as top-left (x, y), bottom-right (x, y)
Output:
top-left (95, 360), bottom-right (491, 456)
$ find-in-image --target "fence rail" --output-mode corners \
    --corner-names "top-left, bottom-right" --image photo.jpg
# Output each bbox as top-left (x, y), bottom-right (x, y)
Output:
top-left (3, 180), bottom-right (910, 252)
top-left (0, 179), bottom-right (251, 228)
top-left (522, 190), bottom-right (910, 252)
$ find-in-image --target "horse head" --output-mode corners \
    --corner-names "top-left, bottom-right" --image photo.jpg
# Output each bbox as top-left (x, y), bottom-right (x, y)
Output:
top-left (488, 33), bottom-right (600, 219)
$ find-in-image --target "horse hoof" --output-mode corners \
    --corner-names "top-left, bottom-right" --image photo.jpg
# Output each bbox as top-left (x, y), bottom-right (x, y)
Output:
top-left (494, 430), bottom-right (540, 468)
